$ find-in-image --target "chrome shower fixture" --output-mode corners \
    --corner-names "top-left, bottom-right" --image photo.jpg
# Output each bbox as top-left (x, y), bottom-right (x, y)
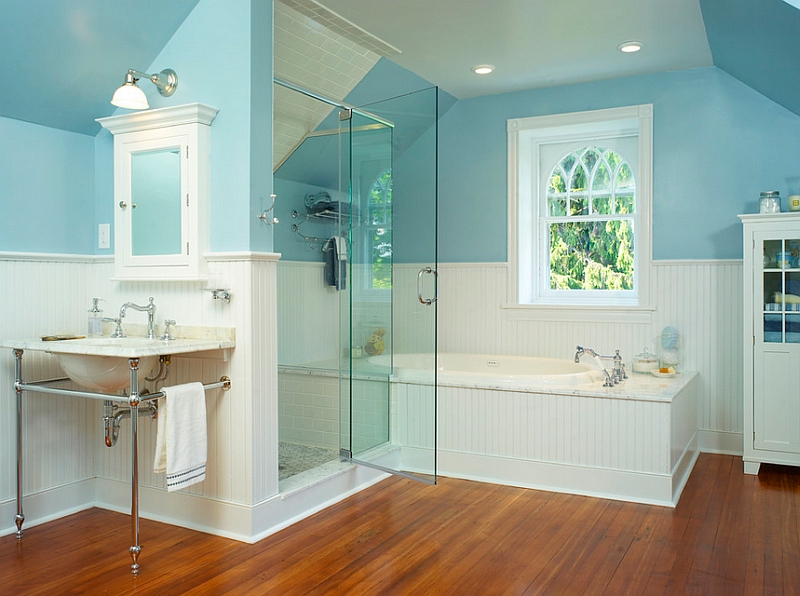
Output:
top-left (111, 68), bottom-right (178, 110)
top-left (257, 194), bottom-right (279, 225)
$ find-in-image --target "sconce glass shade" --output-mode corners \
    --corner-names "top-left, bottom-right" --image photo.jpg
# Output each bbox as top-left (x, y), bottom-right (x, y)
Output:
top-left (111, 81), bottom-right (149, 110)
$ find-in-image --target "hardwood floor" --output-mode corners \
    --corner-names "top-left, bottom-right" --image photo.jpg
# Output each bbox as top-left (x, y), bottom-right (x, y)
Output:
top-left (3, 453), bottom-right (800, 595)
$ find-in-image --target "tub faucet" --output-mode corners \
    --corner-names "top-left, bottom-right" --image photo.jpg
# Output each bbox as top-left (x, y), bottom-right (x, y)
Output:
top-left (117, 297), bottom-right (157, 339)
top-left (574, 345), bottom-right (599, 362)
top-left (575, 345), bottom-right (627, 387)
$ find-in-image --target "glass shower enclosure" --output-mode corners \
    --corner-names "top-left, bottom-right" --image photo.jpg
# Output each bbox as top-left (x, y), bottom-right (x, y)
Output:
top-left (274, 80), bottom-right (438, 485)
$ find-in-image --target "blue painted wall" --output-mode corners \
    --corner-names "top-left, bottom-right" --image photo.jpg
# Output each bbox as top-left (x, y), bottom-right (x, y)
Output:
top-left (275, 60), bottom-right (449, 263)
top-left (438, 66), bottom-right (800, 262)
top-left (701, 0), bottom-right (800, 118)
top-left (95, 0), bottom-right (273, 254)
top-left (0, 117), bottom-right (95, 254)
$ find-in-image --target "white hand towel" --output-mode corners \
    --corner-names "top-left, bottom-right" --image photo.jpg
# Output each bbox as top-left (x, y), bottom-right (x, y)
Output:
top-left (153, 382), bottom-right (207, 492)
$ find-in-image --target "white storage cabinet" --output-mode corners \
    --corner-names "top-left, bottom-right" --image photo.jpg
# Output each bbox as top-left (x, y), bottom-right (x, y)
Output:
top-left (740, 213), bottom-right (800, 474)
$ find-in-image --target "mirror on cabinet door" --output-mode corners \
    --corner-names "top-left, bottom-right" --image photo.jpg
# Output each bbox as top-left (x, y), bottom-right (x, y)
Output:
top-left (97, 103), bottom-right (218, 280)
top-left (131, 147), bottom-right (182, 256)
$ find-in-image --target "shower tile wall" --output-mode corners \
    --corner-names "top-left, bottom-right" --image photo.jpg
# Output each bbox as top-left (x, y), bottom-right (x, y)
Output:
top-left (279, 369), bottom-right (391, 454)
top-left (273, 1), bottom-right (381, 169)
top-left (279, 371), bottom-right (339, 449)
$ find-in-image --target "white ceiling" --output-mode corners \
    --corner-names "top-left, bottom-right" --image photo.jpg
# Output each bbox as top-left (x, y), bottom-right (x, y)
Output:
top-left (316, 0), bottom-right (713, 98)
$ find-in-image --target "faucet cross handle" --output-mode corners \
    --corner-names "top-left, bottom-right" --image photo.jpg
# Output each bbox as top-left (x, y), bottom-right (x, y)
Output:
top-left (160, 319), bottom-right (176, 342)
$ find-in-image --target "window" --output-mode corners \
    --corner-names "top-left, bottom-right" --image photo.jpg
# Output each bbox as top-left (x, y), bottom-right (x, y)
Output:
top-left (508, 105), bottom-right (652, 310)
top-left (367, 169), bottom-right (392, 290)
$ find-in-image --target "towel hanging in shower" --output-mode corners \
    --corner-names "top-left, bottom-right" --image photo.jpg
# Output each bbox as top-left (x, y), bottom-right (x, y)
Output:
top-left (325, 236), bottom-right (347, 290)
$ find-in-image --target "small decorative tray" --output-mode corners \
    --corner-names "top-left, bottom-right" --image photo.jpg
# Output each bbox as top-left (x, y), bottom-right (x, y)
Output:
top-left (651, 370), bottom-right (677, 378)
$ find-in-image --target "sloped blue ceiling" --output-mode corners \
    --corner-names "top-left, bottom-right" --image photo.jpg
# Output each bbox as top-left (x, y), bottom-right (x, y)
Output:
top-left (0, 0), bottom-right (200, 135)
top-left (701, 0), bottom-right (800, 117)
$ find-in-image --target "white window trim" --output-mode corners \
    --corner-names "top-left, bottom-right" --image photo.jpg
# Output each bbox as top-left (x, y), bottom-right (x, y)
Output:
top-left (506, 105), bottom-right (653, 318)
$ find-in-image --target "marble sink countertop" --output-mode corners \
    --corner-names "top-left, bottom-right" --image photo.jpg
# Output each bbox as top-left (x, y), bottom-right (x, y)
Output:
top-left (2, 325), bottom-right (235, 358)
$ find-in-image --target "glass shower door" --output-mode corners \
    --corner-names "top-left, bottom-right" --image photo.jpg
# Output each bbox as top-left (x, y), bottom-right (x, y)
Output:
top-left (339, 86), bottom-right (438, 483)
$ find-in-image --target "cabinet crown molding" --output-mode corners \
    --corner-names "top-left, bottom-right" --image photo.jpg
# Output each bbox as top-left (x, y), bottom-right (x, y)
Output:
top-left (97, 103), bottom-right (219, 135)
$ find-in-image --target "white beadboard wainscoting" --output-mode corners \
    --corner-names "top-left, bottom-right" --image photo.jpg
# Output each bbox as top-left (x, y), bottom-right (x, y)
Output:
top-left (0, 253), bottom-right (391, 543)
top-left (0, 256), bottom-right (99, 531)
top-left (2, 255), bottom-right (744, 541)
top-left (433, 260), bottom-right (744, 454)
top-left (276, 259), bottom-right (744, 457)
top-left (394, 373), bottom-right (699, 506)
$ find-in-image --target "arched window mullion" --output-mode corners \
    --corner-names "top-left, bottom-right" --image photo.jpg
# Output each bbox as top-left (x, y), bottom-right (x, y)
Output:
top-left (544, 144), bottom-right (636, 291)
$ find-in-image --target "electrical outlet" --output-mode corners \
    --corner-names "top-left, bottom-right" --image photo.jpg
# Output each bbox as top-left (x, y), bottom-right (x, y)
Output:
top-left (98, 223), bottom-right (110, 249)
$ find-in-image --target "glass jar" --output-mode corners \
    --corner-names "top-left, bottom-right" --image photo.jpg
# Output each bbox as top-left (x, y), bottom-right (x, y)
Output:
top-left (759, 191), bottom-right (781, 214)
top-left (632, 348), bottom-right (659, 373)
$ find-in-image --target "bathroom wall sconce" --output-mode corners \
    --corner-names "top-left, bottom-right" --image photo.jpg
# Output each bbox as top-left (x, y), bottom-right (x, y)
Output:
top-left (111, 68), bottom-right (179, 110)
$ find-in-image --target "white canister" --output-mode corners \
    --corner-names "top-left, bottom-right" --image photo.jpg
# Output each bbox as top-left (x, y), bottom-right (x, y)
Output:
top-left (790, 195), bottom-right (800, 212)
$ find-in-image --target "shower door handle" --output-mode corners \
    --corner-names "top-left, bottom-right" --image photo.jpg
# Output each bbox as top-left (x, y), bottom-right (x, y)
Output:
top-left (417, 267), bottom-right (438, 305)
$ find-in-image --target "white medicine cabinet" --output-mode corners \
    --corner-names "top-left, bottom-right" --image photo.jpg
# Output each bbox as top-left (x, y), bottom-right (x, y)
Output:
top-left (97, 103), bottom-right (218, 280)
top-left (739, 213), bottom-right (800, 474)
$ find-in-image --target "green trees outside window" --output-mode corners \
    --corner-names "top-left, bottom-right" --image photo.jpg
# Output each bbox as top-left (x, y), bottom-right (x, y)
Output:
top-left (545, 147), bottom-right (635, 291)
top-left (369, 170), bottom-right (392, 289)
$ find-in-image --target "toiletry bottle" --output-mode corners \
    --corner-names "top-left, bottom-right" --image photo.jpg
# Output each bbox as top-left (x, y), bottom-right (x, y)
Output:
top-left (88, 298), bottom-right (104, 337)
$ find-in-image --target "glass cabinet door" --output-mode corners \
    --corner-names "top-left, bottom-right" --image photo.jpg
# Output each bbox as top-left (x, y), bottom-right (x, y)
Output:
top-left (760, 236), bottom-right (800, 343)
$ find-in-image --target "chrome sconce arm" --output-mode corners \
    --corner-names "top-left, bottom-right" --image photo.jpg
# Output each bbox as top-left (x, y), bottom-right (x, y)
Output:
top-left (111, 68), bottom-right (178, 110)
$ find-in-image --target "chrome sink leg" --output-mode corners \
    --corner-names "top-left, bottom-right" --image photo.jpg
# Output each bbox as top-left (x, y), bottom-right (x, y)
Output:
top-left (14, 349), bottom-right (25, 539)
top-left (128, 357), bottom-right (142, 575)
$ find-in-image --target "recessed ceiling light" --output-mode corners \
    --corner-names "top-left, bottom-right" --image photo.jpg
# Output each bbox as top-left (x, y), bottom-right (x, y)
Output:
top-left (618, 41), bottom-right (643, 53)
top-left (472, 65), bottom-right (494, 75)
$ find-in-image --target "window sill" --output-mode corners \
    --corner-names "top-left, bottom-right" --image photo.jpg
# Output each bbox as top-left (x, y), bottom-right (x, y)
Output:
top-left (501, 303), bottom-right (655, 324)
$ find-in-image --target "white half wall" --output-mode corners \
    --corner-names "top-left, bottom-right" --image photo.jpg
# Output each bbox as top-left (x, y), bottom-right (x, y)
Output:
top-left (433, 260), bottom-right (744, 440)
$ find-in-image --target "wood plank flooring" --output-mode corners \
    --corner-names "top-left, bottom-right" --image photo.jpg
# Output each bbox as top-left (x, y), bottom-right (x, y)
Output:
top-left (3, 453), bottom-right (800, 595)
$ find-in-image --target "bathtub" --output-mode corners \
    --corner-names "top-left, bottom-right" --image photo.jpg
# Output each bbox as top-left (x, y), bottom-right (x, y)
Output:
top-left (368, 353), bottom-right (606, 388)
top-left (280, 351), bottom-right (699, 506)
top-left (379, 352), bottom-right (699, 507)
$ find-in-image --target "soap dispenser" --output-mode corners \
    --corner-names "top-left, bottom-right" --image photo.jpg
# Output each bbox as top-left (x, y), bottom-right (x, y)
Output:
top-left (88, 298), bottom-right (104, 337)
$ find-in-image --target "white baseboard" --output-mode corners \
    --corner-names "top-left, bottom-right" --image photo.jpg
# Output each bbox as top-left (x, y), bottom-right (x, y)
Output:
top-left (0, 435), bottom-right (740, 541)
top-left (671, 431), bottom-right (700, 504)
top-left (250, 462), bottom-right (391, 543)
top-left (94, 478), bottom-right (259, 542)
top-left (432, 449), bottom-right (693, 507)
top-left (697, 430), bottom-right (743, 455)
top-left (0, 478), bottom-right (95, 537)
top-left (94, 458), bottom-right (393, 543)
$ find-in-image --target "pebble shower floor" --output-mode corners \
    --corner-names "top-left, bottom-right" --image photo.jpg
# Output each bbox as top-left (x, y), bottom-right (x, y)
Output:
top-left (278, 441), bottom-right (338, 480)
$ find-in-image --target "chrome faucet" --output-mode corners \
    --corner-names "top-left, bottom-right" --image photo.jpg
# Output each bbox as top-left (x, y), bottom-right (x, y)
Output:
top-left (575, 345), bottom-right (627, 387)
top-left (116, 297), bottom-right (157, 339)
top-left (574, 345), bottom-right (600, 362)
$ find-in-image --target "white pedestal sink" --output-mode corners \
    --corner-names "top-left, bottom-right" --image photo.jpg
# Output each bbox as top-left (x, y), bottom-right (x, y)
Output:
top-left (56, 354), bottom-right (158, 392)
